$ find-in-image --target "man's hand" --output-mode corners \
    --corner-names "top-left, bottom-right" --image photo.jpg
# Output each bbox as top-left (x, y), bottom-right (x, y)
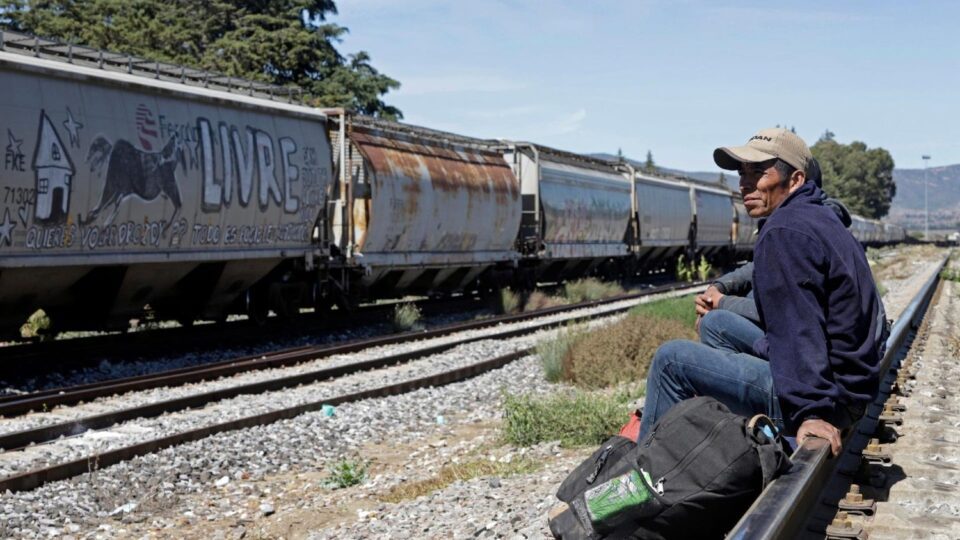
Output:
top-left (695, 285), bottom-right (724, 316)
top-left (797, 418), bottom-right (842, 456)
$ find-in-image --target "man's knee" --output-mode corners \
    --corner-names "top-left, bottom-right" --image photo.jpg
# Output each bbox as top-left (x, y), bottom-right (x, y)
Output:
top-left (651, 339), bottom-right (699, 373)
top-left (699, 310), bottom-right (730, 348)
top-left (701, 309), bottom-right (734, 335)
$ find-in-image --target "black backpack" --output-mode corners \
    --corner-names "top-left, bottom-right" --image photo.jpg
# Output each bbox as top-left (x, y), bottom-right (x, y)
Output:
top-left (549, 396), bottom-right (792, 539)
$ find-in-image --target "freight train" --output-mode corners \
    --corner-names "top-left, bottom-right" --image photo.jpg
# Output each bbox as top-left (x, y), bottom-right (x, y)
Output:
top-left (0, 31), bottom-right (905, 336)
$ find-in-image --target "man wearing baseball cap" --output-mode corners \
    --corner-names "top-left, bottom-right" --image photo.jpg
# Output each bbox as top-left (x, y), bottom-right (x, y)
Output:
top-left (636, 128), bottom-right (885, 456)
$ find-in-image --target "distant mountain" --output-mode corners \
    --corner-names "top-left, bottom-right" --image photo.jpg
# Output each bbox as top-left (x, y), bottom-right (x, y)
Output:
top-left (888, 164), bottom-right (960, 229)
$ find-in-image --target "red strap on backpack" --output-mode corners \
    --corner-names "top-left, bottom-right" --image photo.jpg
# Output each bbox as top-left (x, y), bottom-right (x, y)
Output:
top-left (618, 410), bottom-right (642, 442)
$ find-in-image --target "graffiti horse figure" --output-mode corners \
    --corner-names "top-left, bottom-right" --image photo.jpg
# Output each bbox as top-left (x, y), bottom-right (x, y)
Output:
top-left (83, 133), bottom-right (185, 233)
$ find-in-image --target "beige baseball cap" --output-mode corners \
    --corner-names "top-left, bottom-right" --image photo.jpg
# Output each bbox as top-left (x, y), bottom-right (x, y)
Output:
top-left (713, 127), bottom-right (812, 173)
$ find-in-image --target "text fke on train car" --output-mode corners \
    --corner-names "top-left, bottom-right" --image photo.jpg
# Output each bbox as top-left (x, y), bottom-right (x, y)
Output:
top-left (502, 144), bottom-right (632, 279)
top-left (325, 113), bottom-right (521, 296)
top-left (0, 45), bottom-right (333, 331)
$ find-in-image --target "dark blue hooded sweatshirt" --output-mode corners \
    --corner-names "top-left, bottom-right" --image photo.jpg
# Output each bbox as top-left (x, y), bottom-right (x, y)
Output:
top-left (752, 181), bottom-right (884, 433)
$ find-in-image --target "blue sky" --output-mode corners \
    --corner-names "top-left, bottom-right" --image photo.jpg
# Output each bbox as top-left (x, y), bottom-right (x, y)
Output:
top-left (333, 1), bottom-right (960, 172)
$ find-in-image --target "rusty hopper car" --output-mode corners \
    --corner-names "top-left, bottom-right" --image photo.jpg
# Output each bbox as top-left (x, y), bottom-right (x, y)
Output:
top-left (323, 113), bottom-right (521, 300)
top-left (0, 37), bottom-right (334, 333)
top-left (501, 144), bottom-right (632, 281)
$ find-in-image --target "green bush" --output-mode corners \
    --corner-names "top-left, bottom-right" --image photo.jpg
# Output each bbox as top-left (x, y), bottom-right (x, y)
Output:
top-left (324, 457), bottom-right (368, 489)
top-left (20, 309), bottom-right (52, 339)
top-left (696, 256), bottom-right (713, 282)
top-left (502, 390), bottom-right (640, 448)
top-left (392, 302), bottom-right (423, 332)
top-left (675, 255), bottom-right (693, 282)
top-left (536, 324), bottom-right (585, 383)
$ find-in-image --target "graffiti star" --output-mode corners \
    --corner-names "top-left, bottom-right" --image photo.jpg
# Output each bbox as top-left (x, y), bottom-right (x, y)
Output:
top-left (6, 129), bottom-right (22, 155)
top-left (0, 208), bottom-right (16, 247)
top-left (62, 107), bottom-right (84, 148)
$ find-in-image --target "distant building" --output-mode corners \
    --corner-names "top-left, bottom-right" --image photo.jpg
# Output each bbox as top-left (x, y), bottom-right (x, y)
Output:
top-left (32, 110), bottom-right (75, 225)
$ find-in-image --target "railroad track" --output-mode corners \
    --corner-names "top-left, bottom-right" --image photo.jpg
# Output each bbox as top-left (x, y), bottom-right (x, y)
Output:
top-left (728, 254), bottom-right (950, 539)
top-left (0, 276), bottom-right (680, 386)
top-left (0, 280), bottom-right (705, 493)
top-left (0, 294), bottom-right (480, 382)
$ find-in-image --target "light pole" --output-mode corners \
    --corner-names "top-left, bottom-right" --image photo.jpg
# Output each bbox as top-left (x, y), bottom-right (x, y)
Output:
top-left (923, 155), bottom-right (931, 241)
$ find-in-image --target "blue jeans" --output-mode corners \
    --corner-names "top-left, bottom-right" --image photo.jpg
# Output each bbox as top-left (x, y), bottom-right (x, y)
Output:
top-left (699, 309), bottom-right (765, 355)
top-left (637, 339), bottom-right (784, 442)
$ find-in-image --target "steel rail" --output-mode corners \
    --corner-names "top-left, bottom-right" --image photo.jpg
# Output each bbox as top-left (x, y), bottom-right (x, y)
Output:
top-left (0, 281), bottom-right (705, 451)
top-left (0, 281), bottom-right (699, 416)
top-left (727, 255), bottom-right (948, 539)
top-left (0, 295), bottom-right (473, 382)
top-left (0, 349), bottom-right (532, 493)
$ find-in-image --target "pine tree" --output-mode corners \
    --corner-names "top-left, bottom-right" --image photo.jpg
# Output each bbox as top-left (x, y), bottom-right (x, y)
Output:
top-left (0, 0), bottom-right (402, 118)
top-left (644, 150), bottom-right (656, 174)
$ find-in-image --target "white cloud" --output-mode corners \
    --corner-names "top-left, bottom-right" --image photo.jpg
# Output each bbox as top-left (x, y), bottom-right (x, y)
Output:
top-left (548, 108), bottom-right (587, 136)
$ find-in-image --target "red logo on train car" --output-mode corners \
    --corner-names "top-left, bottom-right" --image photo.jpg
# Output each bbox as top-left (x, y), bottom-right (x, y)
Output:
top-left (135, 104), bottom-right (158, 150)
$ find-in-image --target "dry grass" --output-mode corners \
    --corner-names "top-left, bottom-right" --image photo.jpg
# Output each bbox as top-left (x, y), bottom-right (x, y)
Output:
top-left (380, 458), bottom-right (541, 503)
top-left (563, 278), bottom-right (625, 303)
top-left (870, 244), bottom-right (943, 281)
top-left (495, 288), bottom-right (521, 315)
top-left (524, 291), bottom-right (567, 312)
top-left (560, 313), bottom-right (696, 390)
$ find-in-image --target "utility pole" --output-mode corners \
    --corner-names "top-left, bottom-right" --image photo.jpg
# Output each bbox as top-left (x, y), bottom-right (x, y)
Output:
top-left (923, 155), bottom-right (931, 241)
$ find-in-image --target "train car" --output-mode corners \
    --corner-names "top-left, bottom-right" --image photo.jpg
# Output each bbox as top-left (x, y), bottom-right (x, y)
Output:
top-left (692, 183), bottom-right (736, 261)
top-left (500, 144), bottom-right (633, 282)
top-left (630, 172), bottom-right (694, 269)
top-left (849, 215), bottom-right (867, 244)
top-left (322, 113), bottom-right (521, 300)
top-left (0, 36), bottom-right (334, 334)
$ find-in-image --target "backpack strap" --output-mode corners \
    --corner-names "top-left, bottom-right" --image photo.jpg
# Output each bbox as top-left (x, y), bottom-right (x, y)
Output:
top-left (748, 414), bottom-right (783, 488)
top-left (755, 442), bottom-right (780, 488)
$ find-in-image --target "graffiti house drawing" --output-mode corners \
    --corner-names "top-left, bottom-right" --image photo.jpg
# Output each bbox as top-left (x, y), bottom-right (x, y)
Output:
top-left (33, 110), bottom-right (75, 224)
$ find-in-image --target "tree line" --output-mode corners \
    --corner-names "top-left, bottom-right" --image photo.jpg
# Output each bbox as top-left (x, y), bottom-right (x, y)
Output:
top-left (0, 0), bottom-right (402, 119)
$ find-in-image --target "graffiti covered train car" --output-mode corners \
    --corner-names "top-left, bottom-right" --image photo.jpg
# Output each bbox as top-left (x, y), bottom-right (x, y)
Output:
top-left (0, 41), bottom-right (335, 332)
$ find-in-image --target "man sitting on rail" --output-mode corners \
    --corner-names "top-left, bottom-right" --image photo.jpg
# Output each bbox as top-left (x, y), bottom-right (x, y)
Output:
top-left (694, 159), bottom-right (884, 357)
top-left (635, 128), bottom-right (885, 456)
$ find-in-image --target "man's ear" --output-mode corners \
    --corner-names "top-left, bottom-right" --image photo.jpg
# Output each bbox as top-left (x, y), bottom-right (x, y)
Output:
top-left (788, 170), bottom-right (806, 192)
